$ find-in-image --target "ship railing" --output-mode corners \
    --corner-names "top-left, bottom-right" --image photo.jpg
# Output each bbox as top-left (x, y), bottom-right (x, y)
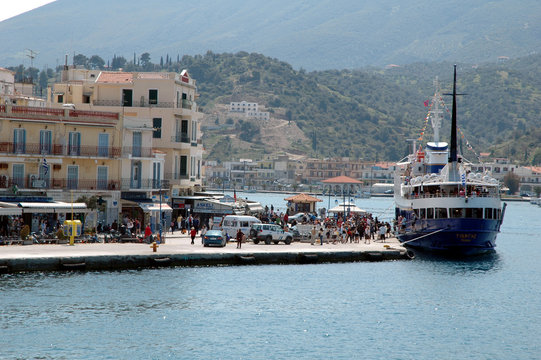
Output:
top-left (403, 192), bottom-right (497, 200)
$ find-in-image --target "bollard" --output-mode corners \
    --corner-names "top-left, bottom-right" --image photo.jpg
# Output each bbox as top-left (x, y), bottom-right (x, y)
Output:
top-left (150, 241), bottom-right (159, 252)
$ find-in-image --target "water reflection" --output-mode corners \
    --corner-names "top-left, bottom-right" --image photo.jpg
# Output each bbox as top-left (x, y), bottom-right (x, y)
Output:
top-left (411, 251), bottom-right (502, 276)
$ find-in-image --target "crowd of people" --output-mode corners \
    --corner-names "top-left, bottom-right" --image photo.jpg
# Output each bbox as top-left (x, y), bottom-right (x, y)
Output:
top-left (251, 206), bottom-right (393, 245)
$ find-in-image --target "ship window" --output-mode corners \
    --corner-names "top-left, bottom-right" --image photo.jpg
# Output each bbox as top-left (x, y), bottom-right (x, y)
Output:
top-left (435, 208), bottom-right (447, 219)
top-left (451, 208), bottom-right (465, 218)
top-left (414, 209), bottom-right (420, 218)
top-left (485, 208), bottom-right (493, 219)
top-left (420, 208), bottom-right (426, 219)
top-left (496, 209), bottom-right (501, 219)
top-left (473, 208), bottom-right (483, 218)
top-left (427, 208), bottom-right (434, 219)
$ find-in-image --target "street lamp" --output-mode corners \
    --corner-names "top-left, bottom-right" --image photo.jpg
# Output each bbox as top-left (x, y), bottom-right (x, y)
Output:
top-left (159, 180), bottom-right (162, 243)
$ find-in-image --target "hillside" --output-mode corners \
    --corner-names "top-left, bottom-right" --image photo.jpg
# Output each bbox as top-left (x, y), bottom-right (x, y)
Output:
top-left (1, 0), bottom-right (541, 70)
top-left (184, 52), bottom-right (541, 164)
top-left (5, 51), bottom-right (541, 164)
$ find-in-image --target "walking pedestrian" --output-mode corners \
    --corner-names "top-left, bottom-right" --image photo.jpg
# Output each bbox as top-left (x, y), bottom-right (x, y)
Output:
top-left (310, 226), bottom-right (317, 245)
top-left (236, 228), bottom-right (244, 249)
top-left (319, 227), bottom-right (324, 245)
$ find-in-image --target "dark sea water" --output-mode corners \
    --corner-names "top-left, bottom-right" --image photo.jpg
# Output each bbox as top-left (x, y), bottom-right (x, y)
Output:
top-left (1, 197), bottom-right (540, 360)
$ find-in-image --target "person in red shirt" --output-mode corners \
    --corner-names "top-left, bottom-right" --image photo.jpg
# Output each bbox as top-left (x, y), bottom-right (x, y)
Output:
top-left (144, 224), bottom-right (152, 242)
top-left (190, 227), bottom-right (196, 245)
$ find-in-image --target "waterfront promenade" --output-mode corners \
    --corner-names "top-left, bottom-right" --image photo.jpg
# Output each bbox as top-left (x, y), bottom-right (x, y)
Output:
top-left (0, 233), bottom-right (409, 273)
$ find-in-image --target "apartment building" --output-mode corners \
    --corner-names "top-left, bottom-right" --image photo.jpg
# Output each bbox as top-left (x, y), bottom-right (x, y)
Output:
top-left (0, 103), bottom-right (120, 227)
top-left (48, 66), bottom-right (204, 221)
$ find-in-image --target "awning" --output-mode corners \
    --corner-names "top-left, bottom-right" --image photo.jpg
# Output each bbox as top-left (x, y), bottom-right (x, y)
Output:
top-left (0, 207), bottom-right (22, 216)
top-left (328, 205), bottom-right (366, 214)
top-left (139, 203), bottom-right (172, 212)
top-left (18, 202), bottom-right (89, 213)
top-left (246, 203), bottom-right (264, 213)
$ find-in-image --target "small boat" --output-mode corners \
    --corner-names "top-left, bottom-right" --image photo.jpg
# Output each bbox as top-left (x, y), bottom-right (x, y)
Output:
top-left (394, 67), bottom-right (506, 255)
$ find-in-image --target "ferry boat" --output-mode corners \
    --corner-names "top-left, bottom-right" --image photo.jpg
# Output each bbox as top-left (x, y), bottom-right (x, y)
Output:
top-left (394, 66), bottom-right (506, 255)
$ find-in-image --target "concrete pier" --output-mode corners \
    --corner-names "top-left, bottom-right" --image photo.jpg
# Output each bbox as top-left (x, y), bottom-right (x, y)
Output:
top-left (0, 233), bottom-right (411, 273)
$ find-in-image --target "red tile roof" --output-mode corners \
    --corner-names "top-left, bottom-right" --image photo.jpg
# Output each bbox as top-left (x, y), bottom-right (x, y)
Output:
top-left (136, 73), bottom-right (170, 80)
top-left (322, 175), bottom-right (362, 184)
top-left (96, 72), bottom-right (133, 84)
top-left (284, 193), bottom-right (322, 203)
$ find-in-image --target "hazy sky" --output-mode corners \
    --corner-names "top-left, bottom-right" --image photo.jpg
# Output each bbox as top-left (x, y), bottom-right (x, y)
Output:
top-left (0, 0), bottom-right (56, 22)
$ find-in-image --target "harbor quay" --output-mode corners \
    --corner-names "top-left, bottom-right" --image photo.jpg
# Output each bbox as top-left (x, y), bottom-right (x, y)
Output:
top-left (0, 233), bottom-right (410, 273)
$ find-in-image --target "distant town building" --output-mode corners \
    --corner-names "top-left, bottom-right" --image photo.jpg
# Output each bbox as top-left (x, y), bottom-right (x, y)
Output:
top-left (229, 101), bottom-right (270, 121)
top-left (0, 67), bottom-right (45, 107)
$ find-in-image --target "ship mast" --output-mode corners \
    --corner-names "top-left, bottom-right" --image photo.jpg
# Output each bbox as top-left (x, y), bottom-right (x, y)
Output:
top-left (449, 65), bottom-right (458, 163)
top-left (429, 77), bottom-right (443, 143)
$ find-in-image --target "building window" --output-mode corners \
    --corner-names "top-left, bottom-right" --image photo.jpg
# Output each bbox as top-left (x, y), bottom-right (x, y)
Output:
top-left (67, 165), bottom-right (78, 189)
top-left (122, 89), bottom-right (132, 107)
top-left (149, 89), bottom-right (158, 105)
top-left (12, 163), bottom-right (24, 187)
top-left (57, 94), bottom-right (63, 103)
top-left (39, 130), bottom-right (52, 155)
top-left (132, 132), bottom-right (142, 157)
top-left (68, 132), bottom-right (81, 156)
top-left (13, 128), bottom-right (26, 154)
top-left (153, 118), bottom-right (162, 138)
top-left (191, 120), bottom-right (197, 142)
top-left (97, 166), bottom-right (108, 190)
top-left (98, 133), bottom-right (109, 157)
top-left (180, 156), bottom-right (187, 177)
top-left (153, 162), bottom-right (161, 188)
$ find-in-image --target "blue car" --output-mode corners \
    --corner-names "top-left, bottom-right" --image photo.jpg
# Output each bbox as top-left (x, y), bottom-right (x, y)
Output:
top-left (203, 230), bottom-right (227, 247)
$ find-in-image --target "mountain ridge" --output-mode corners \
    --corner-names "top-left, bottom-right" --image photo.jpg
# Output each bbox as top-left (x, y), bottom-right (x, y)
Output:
top-left (1, 0), bottom-right (540, 70)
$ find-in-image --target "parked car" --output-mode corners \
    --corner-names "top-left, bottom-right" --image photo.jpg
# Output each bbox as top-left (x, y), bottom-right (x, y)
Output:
top-left (249, 223), bottom-right (293, 245)
top-left (220, 215), bottom-right (261, 238)
top-left (287, 212), bottom-right (308, 223)
top-left (203, 230), bottom-right (226, 247)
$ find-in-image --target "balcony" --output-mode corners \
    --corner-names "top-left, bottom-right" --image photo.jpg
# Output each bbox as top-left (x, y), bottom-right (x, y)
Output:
top-left (0, 142), bottom-right (121, 158)
top-left (121, 146), bottom-right (153, 158)
top-left (120, 178), bottom-right (170, 191)
top-left (0, 105), bottom-right (119, 126)
top-left (181, 99), bottom-right (193, 110)
top-left (171, 134), bottom-right (190, 143)
top-left (93, 99), bottom-right (175, 108)
top-left (164, 172), bottom-right (189, 184)
top-left (4, 177), bottom-right (120, 191)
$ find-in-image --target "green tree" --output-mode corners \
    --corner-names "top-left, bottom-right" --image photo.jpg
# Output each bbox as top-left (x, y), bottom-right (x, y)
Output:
top-left (111, 55), bottom-right (127, 70)
top-left (503, 172), bottom-right (520, 194)
top-left (38, 70), bottom-right (49, 90)
top-left (73, 54), bottom-right (88, 67)
top-left (88, 55), bottom-right (105, 69)
top-left (140, 52), bottom-right (151, 70)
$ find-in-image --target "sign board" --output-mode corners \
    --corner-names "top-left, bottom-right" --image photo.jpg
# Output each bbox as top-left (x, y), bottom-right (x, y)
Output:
top-left (193, 200), bottom-right (233, 214)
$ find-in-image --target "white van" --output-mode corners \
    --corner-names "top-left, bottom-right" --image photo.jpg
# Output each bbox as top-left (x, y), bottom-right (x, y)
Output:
top-left (220, 215), bottom-right (261, 238)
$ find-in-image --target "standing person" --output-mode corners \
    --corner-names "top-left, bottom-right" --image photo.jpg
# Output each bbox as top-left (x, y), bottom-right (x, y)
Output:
top-left (236, 228), bottom-right (244, 249)
top-left (190, 227), bottom-right (196, 245)
top-left (310, 226), bottom-right (317, 245)
top-left (135, 219), bottom-right (141, 235)
top-left (170, 220), bottom-right (175, 234)
top-left (318, 227), bottom-right (324, 245)
top-left (200, 225), bottom-right (207, 244)
top-left (144, 224), bottom-right (152, 243)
